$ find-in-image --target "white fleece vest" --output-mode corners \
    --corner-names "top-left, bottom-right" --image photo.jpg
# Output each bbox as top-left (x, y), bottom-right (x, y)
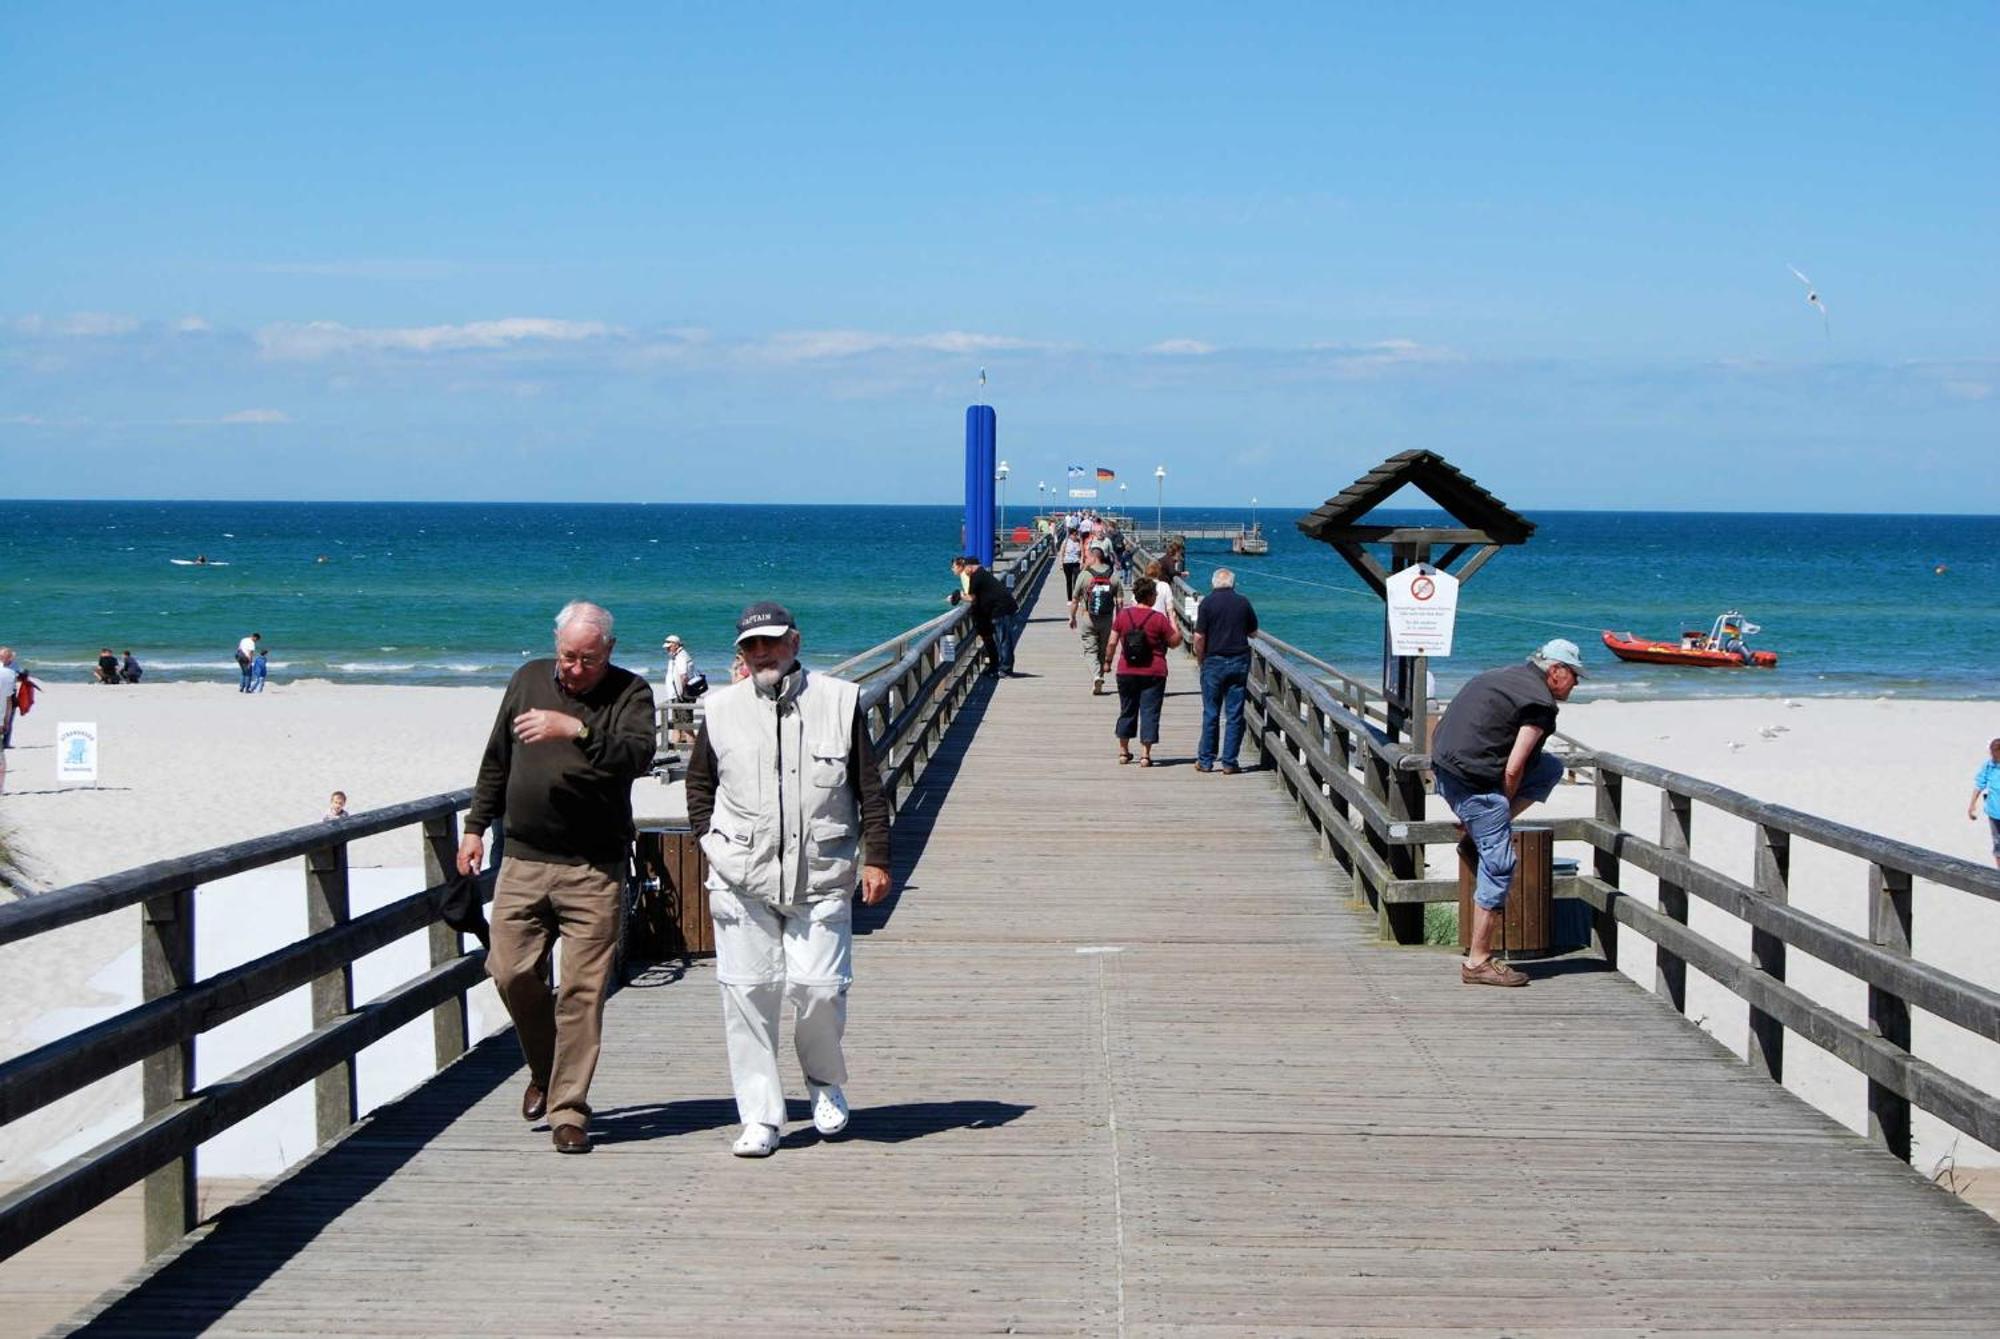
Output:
top-left (698, 667), bottom-right (861, 904)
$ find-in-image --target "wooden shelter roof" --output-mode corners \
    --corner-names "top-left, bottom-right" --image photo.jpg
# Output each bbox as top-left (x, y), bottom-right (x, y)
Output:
top-left (1296, 450), bottom-right (1536, 545)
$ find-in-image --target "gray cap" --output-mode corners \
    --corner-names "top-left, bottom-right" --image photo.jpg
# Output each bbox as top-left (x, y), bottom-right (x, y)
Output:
top-left (1531, 638), bottom-right (1586, 677)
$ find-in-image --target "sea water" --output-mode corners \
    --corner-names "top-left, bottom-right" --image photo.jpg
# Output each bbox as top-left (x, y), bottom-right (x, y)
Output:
top-left (2, 500), bottom-right (1994, 700)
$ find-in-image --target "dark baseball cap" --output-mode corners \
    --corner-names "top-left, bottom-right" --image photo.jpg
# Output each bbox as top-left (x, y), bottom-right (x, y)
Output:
top-left (735, 601), bottom-right (797, 643)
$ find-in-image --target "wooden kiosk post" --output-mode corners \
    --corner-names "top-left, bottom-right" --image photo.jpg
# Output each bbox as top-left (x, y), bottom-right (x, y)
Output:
top-left (1295, 451), bottom-right (1539, 944)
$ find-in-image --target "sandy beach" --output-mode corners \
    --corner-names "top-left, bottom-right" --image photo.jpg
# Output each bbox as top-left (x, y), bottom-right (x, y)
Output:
top-left (0, 681), bottom-right (1995, 1232)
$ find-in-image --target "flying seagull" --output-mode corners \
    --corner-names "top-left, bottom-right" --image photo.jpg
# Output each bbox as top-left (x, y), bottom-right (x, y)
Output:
top-left (1788, 265), bottom-right (1829, 336)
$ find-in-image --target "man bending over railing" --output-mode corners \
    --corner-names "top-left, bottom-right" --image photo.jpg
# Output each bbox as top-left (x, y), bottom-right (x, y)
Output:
top-left (1430, 639), bottom-right (1583, 987)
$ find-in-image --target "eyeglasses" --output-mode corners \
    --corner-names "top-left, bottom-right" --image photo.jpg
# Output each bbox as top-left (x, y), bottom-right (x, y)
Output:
top-left (557, 650), bottom-right (607, 669)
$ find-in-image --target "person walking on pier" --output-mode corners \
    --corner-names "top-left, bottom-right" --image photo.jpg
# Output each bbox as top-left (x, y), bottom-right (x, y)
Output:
top-left (1069, 549), bottom-right (1123, 694)
top-left (1430, 639), bottom-right (1581, 987)
top-left (456, 601), bottom-right (657, 1153)
top-left (1969, 738), bottom-right (2000, 869)
top-left (1194, 568), bottom-right (1258, 774)
top-left (1060, 528), bottom-right (1083, 599)
top-left (1111, 576), bottom-right (1182, 766)
top-left (686, 601), bottom-right (893, 1157)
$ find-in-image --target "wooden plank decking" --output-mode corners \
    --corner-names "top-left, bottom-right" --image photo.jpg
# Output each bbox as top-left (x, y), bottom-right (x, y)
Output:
top-left (56, 582), bottom-right (2000, 1336)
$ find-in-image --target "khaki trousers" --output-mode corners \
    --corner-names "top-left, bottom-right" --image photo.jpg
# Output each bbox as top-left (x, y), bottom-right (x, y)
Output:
top-left (487, 856), bottom-right (623, 1130)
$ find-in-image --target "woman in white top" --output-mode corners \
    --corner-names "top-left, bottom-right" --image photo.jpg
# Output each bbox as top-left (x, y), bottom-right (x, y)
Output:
top-left (663, 634), bottom-right (702, 744)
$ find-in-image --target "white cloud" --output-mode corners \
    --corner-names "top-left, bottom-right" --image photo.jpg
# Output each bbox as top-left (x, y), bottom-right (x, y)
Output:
top-left (1144, 339), bottom-right (1217, 356)
top-left (756, 329), bottom-right (1048, 363)
top-left (8, 313), bottom-right (142, 337)
top-left (1942, 381), bottom-right (1993, 401)
top-left (256, 317), bottom-right (617, 359)
top-left (219, 408), bottom-right (291, 424)
top-left (175, 316), bottom-right (212, 333)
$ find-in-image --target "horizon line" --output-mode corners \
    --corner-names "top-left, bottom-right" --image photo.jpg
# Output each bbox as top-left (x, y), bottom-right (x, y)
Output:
top-left (5, 496), bottom-right (1998, 520)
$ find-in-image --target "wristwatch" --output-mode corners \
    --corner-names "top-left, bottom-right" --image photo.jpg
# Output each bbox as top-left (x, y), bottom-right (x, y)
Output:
top-left (576, 723), bottom-right (592, 744)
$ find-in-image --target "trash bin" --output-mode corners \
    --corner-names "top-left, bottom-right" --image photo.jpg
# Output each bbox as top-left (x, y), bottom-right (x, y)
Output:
top-left (1456, 822), bottom-right (1553, 955)
top-left (634, 827), bottom-right (713, 960)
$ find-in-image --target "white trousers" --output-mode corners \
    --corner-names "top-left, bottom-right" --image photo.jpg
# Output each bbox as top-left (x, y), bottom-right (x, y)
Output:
top-left (710, 887), bottom-right (854, 1129)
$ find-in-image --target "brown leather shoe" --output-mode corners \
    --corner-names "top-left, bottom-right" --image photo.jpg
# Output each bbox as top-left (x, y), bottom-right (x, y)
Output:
top-left (552, 1124), bottom-right (590, 1154)
top-left (1461, 957), bottom-right (1529, 987)
top-left (521, 1083), bottom-right (547, 1122)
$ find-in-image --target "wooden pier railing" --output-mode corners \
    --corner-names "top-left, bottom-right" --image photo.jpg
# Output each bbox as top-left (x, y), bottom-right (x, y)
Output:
top-left (1135, 560), bottom-right (2000, 1183)
top-left (0, 796), bottom-right (489, 1261)
top-left (0, 531), bottom-right (1055, 1270)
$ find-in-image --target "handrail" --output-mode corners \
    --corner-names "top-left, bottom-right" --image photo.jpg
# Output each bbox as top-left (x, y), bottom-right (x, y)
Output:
top-left (0, 797), bottom-right (484, 1264)
top-left (0, 791), bottom-right (472, 946)
top-left (1225, 612), bottom-right (2000, 1181)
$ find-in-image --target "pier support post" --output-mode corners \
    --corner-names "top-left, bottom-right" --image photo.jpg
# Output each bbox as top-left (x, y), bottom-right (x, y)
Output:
top-left (1868, 861), bottom-right (1913, 1162)
top-left (141, 885), bottom-right (197, 1256)
top-left (1749, 823), bottom-right (1791, 1085)
top-left (1656, 790), bottom-right (1691, 1013)
top-left (306, 841), bottom-right (357, 1143)
top-left (1591, 768), bottom-right (1621, 966)
top-left (423, 814), bottom-right (470, 1067)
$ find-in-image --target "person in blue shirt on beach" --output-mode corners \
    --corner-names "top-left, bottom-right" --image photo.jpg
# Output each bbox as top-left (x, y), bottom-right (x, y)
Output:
top-left (1968, 738), bottom-right (2000, 869)
top-left (249, 647), bottom-right (269, 692)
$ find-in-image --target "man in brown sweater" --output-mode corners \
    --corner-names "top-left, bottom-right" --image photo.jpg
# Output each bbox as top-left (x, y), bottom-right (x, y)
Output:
top-left (456, 600), bottom-right (656, 1152)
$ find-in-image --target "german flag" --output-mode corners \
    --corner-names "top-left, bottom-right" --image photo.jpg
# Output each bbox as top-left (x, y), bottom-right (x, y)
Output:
top-left (1095, 467), bottom-right (1116, 481)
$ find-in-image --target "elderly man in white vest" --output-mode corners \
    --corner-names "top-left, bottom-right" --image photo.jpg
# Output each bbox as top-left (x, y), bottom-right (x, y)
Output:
top-left (685, 601), bottom-right (893, 1157)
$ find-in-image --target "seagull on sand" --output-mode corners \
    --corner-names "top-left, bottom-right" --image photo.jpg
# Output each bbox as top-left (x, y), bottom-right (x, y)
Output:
top-left (1788, 265), bottom-right (1829, 336)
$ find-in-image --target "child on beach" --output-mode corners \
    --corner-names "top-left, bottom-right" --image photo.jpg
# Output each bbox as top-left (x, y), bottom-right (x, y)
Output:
top-left (1969, 738), bottom-right (2000, 870)
top-left (249, 648), bottom-right (269, 692)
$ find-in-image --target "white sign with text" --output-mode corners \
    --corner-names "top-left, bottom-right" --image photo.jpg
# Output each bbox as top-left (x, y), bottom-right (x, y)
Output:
top-left (1385, 565), bottom-right (1460, 657)
top-left (57, 720), bottom-right (99, 784)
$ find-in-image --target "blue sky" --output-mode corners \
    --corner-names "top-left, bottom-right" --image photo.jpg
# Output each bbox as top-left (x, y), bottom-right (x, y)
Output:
top-left (3, 4), bottom-right (1994, 509)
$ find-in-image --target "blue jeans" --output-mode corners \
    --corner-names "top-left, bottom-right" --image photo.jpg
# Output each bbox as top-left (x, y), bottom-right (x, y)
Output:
top-left (989, 617), bottom-right (1016, 674)
top-left (1198, 653), bottom-right (1251, 769)
top-left (1436, 753), bottom-right (1565, 910)
top-left (1115, 674), bottom-right (1166, 744)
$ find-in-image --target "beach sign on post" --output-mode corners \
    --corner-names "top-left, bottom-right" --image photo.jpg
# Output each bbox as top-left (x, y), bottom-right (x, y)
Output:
top-left (57, 721), bottom-right (99, 786)
top-left (1385, 564), bottom-right (1459, 657)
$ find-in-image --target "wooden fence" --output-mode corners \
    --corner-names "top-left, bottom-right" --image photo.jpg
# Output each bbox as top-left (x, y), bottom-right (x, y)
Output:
top-left (0, 531), bottom-right (1054, 1269)
top-left (0, 796), bottom-right (487, 1261)
top-left (1138, 580), bottom-right (2000, 1183)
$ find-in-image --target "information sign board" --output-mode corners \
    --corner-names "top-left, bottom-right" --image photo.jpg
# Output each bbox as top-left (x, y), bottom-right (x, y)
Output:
top-left (57, 721), bottom-right (99, 784)
top-left (1385, 565), bottom-right (1460, 657)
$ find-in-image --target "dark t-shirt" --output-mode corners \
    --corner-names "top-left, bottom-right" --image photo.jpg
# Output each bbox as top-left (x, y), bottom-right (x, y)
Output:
top-left (965, 566), bottom-right (1018, 625)
top-left (1195, 588), bottom-right (1258, 657)
top-left (465, 660), bottom-right (659, 864)
top-left (1431, 661), bottom-right (1559, 790)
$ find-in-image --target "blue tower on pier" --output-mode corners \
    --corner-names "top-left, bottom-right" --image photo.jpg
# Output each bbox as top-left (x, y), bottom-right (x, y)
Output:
top-left (963, 404), bottom-right (997, 565)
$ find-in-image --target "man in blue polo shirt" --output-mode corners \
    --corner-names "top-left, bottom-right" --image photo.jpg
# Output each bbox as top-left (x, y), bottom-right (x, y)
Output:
top-left (1194, 568), bottom-right (1259, 773)
top-left (1431, 639), bottom-right (1582, 987)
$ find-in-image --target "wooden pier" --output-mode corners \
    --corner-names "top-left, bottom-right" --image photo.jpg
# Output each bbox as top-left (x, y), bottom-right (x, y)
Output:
top-left (35, 571), bottom-right (2000, 1335)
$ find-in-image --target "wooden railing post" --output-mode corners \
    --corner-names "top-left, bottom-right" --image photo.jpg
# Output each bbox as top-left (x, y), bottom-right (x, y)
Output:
top-left (1868, 861), bottom-right (1914, 1162)
top-left (1750, 823), bottom-right (1791, 1084)
top-left (1384, 760), bottom-right (1426, 945)
top-left (141, 885), bottom-right (196, 1255)
top-left (1656, 789), bottom-right (1692, 1013)
top-left (1591, 767), bottom-right (1622, 966)
top-left (423, 814), bottom-right (469, 1068)
top-left (305, 842), bottom-right (357, 1143)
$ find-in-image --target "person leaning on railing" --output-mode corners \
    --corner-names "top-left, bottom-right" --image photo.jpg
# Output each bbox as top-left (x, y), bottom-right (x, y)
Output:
top-left (1429, 639), bottom-right (1582, 988)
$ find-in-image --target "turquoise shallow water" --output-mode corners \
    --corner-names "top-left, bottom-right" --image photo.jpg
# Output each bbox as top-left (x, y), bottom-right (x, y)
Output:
top-left (2, 501), bottom-right (1995, 700)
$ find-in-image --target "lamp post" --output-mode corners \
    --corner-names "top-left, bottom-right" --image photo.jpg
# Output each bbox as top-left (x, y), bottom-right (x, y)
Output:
top-left (1154, 465), bottom-right (1166, 536)
top-left (997, 460), bottom-right (1010, 538)
top-left (1037, 480), bottom-right (1046, 517)
top-left (1119, 481), bottom-right (1127, 521)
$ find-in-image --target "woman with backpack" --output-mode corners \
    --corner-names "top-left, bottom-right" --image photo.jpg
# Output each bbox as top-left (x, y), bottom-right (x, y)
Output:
top-left (1110, 576), bottom-right (1183, 767)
